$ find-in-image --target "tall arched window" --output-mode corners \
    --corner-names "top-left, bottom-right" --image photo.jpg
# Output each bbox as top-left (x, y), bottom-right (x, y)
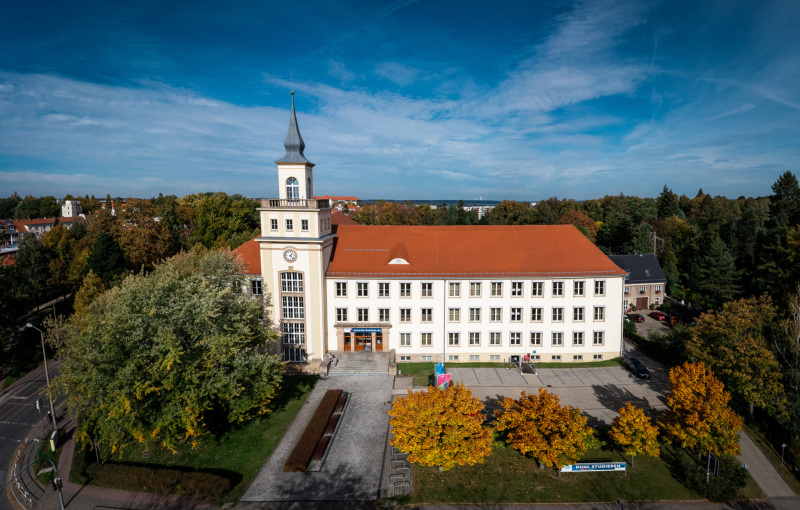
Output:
top-left (286, 177), bottom-right (299, 199)
top-left (306, 177), bottom-right (312, 199)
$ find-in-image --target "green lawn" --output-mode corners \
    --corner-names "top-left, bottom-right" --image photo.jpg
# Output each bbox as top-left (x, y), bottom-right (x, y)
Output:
top-left (72, 374), bottom-right (318, 504)
top-left (397, 358), bottom-right (623, 387)
top-left (410, 440), bottom-right (761, 504)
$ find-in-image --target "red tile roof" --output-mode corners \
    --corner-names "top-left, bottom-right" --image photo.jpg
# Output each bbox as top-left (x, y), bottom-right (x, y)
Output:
top-left (233, 238), bottom-right (261, 275)
top-left (327, 225), bottom-right (628, 278)
top-left (331, 211), bottom-right (358, 225)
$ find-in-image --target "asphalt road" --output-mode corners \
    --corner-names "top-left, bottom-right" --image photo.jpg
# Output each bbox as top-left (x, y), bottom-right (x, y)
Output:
top-left (0, 363), bottom-right (63, 510)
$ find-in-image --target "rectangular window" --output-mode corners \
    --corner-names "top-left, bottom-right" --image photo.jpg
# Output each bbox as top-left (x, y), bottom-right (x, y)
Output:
top-left (511, 307), bottom-right (522, 322)
top-left (283, 348), bottom-right (306, 362)
top-left (336, 308), bottom-right (347, 322)
top-left (357, 308), bottom-right (369, 322)
top-left (469, 354), bottom-right (480, 361)
top-left (552, 307), bottom-right (563, 322)
top-left (510, 332), bottom-right (521, 345)
top-left (400, 355), bottom-right (411, 361)
top-left (593, 331), bottom-right (604, 345)
top-left (470, 282), bottom-right (481, 297)
top-left (448, 355), bottom-right (460, 361)
top-left (400, 282), bottom-right (411, 297)
top-left (553, 281), bottom-right (564, 297)
top-left (448, 333), bottom-right (460, 346)
top-left (532, 355), bottom-right (541, 361)
top-left (573, 355), bottom-right (583, 361)
top-left (573, 307), bottom-right (584, 321)
top-left (490, 332), bottom-right (501, 346)
top-left (281, 272), bottom-right (303, 293)
top-left (282, 323), bottom-right (305, 344)
top-left (251, 279), bottom-right (263, 296)
top-left (421, 333), bottom-right (432, 346)
top-left (270, 219), bottom-right (278, 230)
top-left (286, 219), bottom-right (293, 231)
top-left (491, 282), bottom-right (502, 297)
top-left (400, 308), bottom-right (411, 323)
top-left (551, 355), bottom-right (562, 361)
top-left (489, 355), bottom-right (500, 360)
top-left (593, 354), bottom-right (603, 360)
top-left (379, 282), bottom-right (390, 297)
top-left (655, 285), bottom-right (662, 292)
top-left (449, 308), bottom-right (461, 322)
top-left (421, 355), bottom-right (432, 361)
top-left (301, 219), bottom-right (309, 231)
top-left (594, 306), bottom-right (605, 321)
top-left (357, 282), bottom-right (369, 297)
top-left (469, 308), bottom-right (481, 322)
top-left (336, 282), bottom-right (347, 297)
top-left (574, 280), bottom-right (585, 296)
top-left (573, 332), bottom-right (584, 346)
top-left (595, 280), bottom-right (606, 296)
top-left (552, 332), bottom-right (563, 346)
top-left (531, 281), bottom-right (543, 296)
top-left (421, 282), bottom-right (433, 297)
top-left (511, 282), bottom-right (523, 297)
top-left (400, 333), bottom-right (411, 347)
top-left (469, 332), bottom-right (481, 346)
top-left (281, 296), bottom-right (304, 319)
top-left (449, 282), bottom-right (461, 297)
top-left (531, 307), bottom-right (543, 322)
top-left (421, 308), bottom-right (432, 323)
top-left (379, 308), bottom-right (390, 322)
top-left (624, 286), bottom-right (630, 294)
top-left (490, 308), bottom-right (502, 322)
top-left (640, 285), bottom-right (646, 293)
top-left (530, 332), bottom-right (542, 346)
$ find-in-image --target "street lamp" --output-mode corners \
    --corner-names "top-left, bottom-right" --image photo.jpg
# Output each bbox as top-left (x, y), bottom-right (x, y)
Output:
top-left (25, 323), bottom-right (57, 429)
top-left (782, 443), bottom-right (787, 466)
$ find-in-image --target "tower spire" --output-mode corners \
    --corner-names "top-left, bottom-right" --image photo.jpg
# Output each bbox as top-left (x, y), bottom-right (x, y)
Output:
top-left (276, 90), bottom-right (310, 164)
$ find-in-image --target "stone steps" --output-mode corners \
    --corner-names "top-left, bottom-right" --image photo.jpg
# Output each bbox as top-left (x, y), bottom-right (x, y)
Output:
top-left (328, 352), bottom-right (390, 376)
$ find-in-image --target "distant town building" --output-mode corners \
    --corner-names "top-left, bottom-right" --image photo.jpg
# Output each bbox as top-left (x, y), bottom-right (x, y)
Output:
top-left (61, 199), bottom-right (82, 218)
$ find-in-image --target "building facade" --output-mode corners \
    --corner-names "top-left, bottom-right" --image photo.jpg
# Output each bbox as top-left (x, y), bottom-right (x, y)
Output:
top-left (608, 254), bottom-right (667, 311)
top-left (254, 95), bottom-right (628, 366)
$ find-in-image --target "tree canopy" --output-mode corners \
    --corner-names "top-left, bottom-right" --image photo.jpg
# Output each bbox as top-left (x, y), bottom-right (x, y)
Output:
top-left (50, 248), bottom-right (283, 454)
top-left (610, 402), bottom-right (660, 466)
top-left (388, 383), bottom-right (492, 471)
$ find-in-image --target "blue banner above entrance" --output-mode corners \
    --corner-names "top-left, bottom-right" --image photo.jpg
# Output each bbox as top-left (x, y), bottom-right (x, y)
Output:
top-left (348, 328), bottom-right (382, 333)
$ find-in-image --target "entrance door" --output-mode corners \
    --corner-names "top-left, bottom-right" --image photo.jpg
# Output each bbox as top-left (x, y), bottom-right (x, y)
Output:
top-left (344, 333), bottom-right (351, 352)
top-left (375, 332), bottom-right (383, 352)
top-left (636, 297), bottom-right (648, 310)
top-left (354, 333), bottom-right (370, 352)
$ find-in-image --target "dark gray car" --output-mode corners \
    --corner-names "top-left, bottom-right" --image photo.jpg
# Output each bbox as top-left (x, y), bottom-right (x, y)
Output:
top-left (624, 358), bottom-right (650, 379)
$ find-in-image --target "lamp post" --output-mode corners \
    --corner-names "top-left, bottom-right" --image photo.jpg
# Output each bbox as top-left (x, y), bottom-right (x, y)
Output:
top-left (782, 443), bottom-right (787, 466)
top-left (25, 324), bottom-right (57, 429)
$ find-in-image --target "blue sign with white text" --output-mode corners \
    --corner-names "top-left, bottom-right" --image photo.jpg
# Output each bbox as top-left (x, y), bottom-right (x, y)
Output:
top-left (435, 362), bottom-right (445, 376)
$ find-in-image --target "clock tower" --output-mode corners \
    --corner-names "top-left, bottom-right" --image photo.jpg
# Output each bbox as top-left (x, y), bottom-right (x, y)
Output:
top-left (258, 92), bottom-right (335, 365)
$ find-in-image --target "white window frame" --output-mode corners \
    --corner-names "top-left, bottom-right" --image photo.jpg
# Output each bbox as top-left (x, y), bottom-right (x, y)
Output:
top-left (531, 281), bottom-right (543, 297)
top-left (400, 282), bottom-right (411, 297)
top-left (593, 331), bottom-right (604, 345)
top-left (470, 282), bottom-right (482, 297)
top-left (336, 308), bottom-right (348, 322)
top-left (285, 219), bottom-right (293, 231)
top-left (400, 308), bottom-right (411, 323)
top-left (251, 279), bottom-right (263, 296)
top-left (531, 307), bottom-right (543, 322)
top-left (378, 282), bottom-right (390, 297)
top-left (511, 281), bottom-right (523, 297)
top-left (553, 281), bottom-right (564, 297)
top-left (511, 307), bottom-right (522, 322)
top-left (573, 306), bottom-right (584, 322)
top-left (490, 307), bottom-right (502, 322)
top-left (421, 332), bottom-right (432, 346)
top-left (469, 307), bottom-right (481, 322)
top-left (574, 280), bottom-right (585, 296)
top-left (421, 282), bottom-right (433, 297)
top-left (379, 308), bottom-right (390, 322)
top-left (595, 280), bottom-right (606, 296)
top-left (490, 332), bottom-right (501, 346)
top-left (336, 282), bottom-right (347, 297)
top-left (510, 332), bottom-right (521, 345)
top-left (301, 219), bottom-right (309, 231)
top-left (530, 332), bottom-right (542, 346)
top-left (357, 308), bottom-right (369, 322)
top-left (270, 218), bottom-right (278, 231)
top-left (357, 282), bottom-right (369, 297)
top-left (594, 306), bottom-right (605, 321)
top-left (421, 308), bottom-right (433, 323)
top-left (552, 307), bottom-right (563, 322)
top-left (573, 332), bottom-right (584, 346)
top-left (400, 333), bottom-right (411, 347)
top-left (448, 332), bottom-right (460, 346)
top-left (449, 308), bottom-right (461, 322)
top-left (552, 332), bottom-right (563, 346)
top-left (469, 332), bottom-right (480, 346)
top-left (449, 282), bottom-right (461, 297)
top-left (491, 282), bottom-right (502, 297)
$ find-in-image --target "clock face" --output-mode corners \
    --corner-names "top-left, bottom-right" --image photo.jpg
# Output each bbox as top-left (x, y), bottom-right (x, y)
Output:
top-left (284, 249), bottom-right (298, 262)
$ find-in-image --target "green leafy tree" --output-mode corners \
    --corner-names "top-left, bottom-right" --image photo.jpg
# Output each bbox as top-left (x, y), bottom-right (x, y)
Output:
top-left (86, 233), bottom-right (128, 284)
top-left (192, 193), bottom-right (259, 248)
top-left (688, 296), bottom-right (786, 418)
top-left (50, 248), bottom-right (283, 454)
top-left (117, 198), bottom-right (180, 270)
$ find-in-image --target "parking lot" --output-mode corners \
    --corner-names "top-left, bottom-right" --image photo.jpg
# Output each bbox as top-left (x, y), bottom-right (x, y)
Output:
top-left (447, 344), bottom-right (668, 425)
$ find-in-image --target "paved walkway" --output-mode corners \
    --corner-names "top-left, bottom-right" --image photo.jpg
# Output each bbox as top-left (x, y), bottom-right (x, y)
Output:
top-left (736, 432), bottom-right (800, 510)
top-left (240, 375), bottom-right (394, 504)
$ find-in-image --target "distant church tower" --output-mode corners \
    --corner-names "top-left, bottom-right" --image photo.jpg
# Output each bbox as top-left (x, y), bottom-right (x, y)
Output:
top-left (258, 92), bottom-right (335, 364)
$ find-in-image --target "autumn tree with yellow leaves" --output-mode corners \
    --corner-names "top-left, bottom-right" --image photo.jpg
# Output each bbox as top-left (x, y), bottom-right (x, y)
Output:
top-left (610, 402), bottom-right (660, 466)
top-left (494, 388), bottom-right (600, 469)
top-left (49, 248), bottom-right (283, 455)
top-left (659, 361), bottom-right (742, 456)
top-left (388, 383), bottom-right (492, 471)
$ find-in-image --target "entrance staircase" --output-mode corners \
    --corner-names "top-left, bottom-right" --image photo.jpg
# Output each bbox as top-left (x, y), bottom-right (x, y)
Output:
top-left (327, 351), bottom-right (390, 376)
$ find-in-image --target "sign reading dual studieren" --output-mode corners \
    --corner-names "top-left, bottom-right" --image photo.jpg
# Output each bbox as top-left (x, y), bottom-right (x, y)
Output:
top-left (560, 462), bottom-right (627, 473)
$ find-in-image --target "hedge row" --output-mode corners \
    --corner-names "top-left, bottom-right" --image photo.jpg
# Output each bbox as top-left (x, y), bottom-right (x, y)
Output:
top-left (81, 461), bottom-right (231, 503)
top-left (284, 389), bottom-right (343, 472)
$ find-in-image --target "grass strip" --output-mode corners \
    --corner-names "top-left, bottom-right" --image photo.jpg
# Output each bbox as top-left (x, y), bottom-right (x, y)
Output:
top-left (283, 389), bottom-right (343, 472)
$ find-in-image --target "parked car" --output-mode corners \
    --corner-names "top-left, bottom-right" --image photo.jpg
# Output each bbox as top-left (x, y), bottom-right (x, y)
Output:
top-left (624, 358), bottom-right (650, 379)
top-left (649, 311), bottom-right (666, 321)
top-left (628, 313), bottom-right (645, 323)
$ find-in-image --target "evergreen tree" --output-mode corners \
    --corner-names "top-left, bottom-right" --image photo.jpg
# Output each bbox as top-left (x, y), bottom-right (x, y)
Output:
top-left (86, 233), bottom-right (128, 284)
top-left (657, 185), bottom-right (680, 219)
top-left (690, 234), bottom-right (741, 309)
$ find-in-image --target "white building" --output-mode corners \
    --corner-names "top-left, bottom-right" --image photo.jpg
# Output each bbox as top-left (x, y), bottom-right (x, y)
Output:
top-left (248, 94), bottom-right (628, 368)
top-left (61, 200), bottom-right (82, 218)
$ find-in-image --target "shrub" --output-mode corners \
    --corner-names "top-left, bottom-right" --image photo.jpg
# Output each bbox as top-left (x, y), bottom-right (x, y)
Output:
top-left (284, 389), bottom-right (343, 472)
top-left (670, 450), bottom-right (748, 502)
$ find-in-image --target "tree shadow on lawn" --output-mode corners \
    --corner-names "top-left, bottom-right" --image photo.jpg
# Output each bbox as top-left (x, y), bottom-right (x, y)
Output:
top-left (204, 374), bottom-right (318, 440)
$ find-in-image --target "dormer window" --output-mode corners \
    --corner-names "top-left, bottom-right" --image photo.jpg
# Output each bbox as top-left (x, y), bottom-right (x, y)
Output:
top-left (286, 177), bottom-right (299, 199)
top-left (389, 258), bottom-right (409, 265)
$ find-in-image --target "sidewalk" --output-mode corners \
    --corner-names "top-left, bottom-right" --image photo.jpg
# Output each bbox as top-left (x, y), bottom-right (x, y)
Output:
top-left (736, 431), bottom-right (800, 510)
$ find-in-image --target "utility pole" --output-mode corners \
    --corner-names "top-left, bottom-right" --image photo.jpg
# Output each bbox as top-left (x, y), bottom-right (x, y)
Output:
top-left (25, 324), bottom-right (57, 430)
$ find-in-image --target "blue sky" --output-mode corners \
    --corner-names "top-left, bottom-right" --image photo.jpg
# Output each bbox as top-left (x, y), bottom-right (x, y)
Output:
top-left (1, 0), bottom-right (799, 201)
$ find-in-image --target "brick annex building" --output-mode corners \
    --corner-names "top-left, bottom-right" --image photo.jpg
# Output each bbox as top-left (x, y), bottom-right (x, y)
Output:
top-left (237, 94), bottom-right (627, 367)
